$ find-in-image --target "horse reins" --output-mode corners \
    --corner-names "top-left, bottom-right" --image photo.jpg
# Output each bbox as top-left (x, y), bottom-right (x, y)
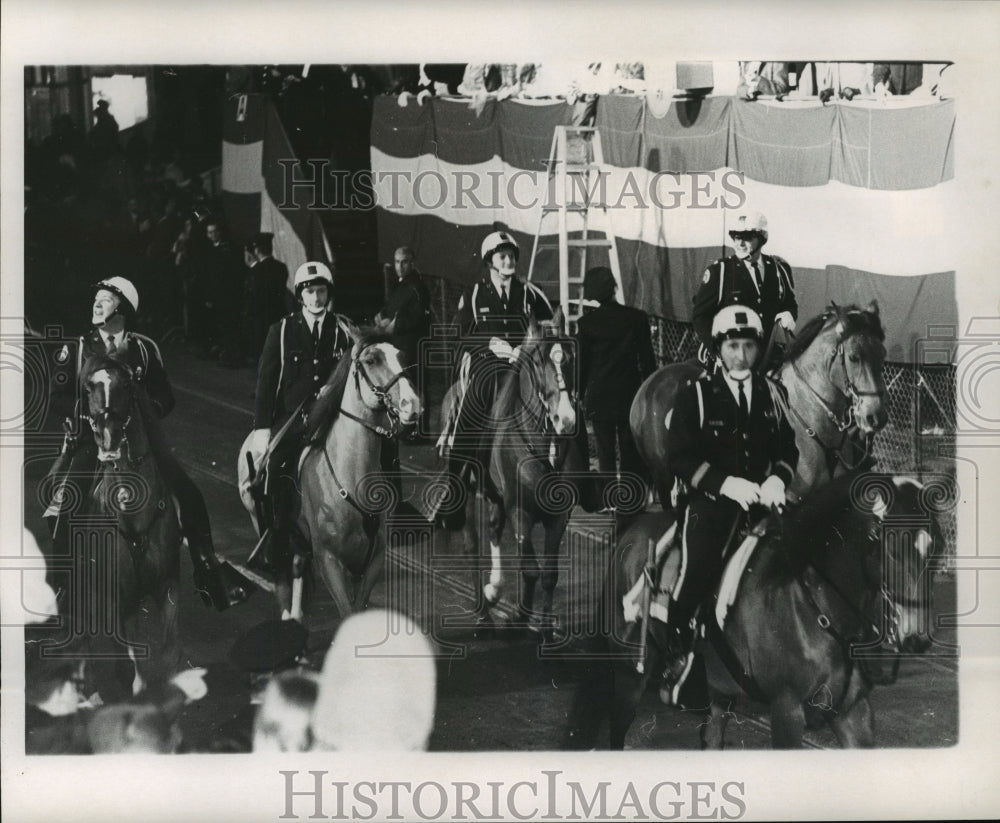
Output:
top-left (85, 372), bottom-right (169, 563)
top-left (319, 344), bottom-right (413, 550)
top-left (342, 344), bottom-right (416, 440)
top-left (797, 521), bottom-right (908, 687)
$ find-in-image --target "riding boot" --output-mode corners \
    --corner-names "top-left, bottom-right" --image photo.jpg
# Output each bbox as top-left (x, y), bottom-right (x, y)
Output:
top-left (659, 613), bottom-right (696, 705)
top-left (188, 531), bottom-right (257, 611)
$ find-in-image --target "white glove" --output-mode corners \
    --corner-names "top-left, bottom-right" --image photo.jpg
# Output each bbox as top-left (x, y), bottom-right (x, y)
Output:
top-left (250, 428), bottom-right (272, 448)
top-left (759, 475), bottom-right (787, 510)
top-left (775, 311), bottom-right (796, 332)
top-left (488, 337), bottom-right (516, 361)
top-left (170, 668), bottom-right (208, 703)
top-left (720, 476), bottom-right (761, 511)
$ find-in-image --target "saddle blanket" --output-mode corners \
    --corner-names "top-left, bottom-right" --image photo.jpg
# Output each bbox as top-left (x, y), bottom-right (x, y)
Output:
top-left (622, 522), bottom-right (677, 624)
top-left (714, 532), bottom-right (761, 629)
top-left (621, 523), bottom-right (765, 630)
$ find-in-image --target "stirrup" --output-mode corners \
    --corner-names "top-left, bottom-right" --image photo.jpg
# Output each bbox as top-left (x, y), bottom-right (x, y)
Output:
top-left (194, 560), bottom-right (257, 611)
top-left (659, 649), bottom-right (695, 706)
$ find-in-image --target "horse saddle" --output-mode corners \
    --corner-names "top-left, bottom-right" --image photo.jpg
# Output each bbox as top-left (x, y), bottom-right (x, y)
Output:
top-left (713, 515), bottom-right (776, 630)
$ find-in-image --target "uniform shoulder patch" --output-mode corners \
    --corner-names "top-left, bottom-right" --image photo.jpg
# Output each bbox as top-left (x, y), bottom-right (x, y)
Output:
top-left (702, 269), bottom-right (711, 284)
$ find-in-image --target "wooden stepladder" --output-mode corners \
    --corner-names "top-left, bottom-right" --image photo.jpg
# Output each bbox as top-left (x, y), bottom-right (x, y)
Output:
top-left (527, 125), bottom-right (624, 331)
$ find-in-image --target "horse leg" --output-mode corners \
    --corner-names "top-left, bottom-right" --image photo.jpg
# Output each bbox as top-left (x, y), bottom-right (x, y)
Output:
top-left (511, 508), bottom-right (541, 630)
top-left (828, 672), bottom-right (875, 748)
top-left (483, 496), bottom-right (506, 606)
top-left (353, 538), bottom-right (386, 612)
top-left (313, 547), bottom-right (356, 621)
top-left (609, 660), bottom-right (651, 750)
top-left (536, 513), bottom-right (569, 639)
top-left (700, 693), bottom-right (733, 750)
top-left (155, 578), bottom-right (181, 681)
top-left (829, 696), bottom-right (875, 748)
top-left (769, 690), bottom-right (807, 748)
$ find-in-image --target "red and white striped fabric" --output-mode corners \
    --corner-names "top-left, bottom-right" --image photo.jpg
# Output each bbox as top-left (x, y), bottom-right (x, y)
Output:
top-left (222, 93), bottom-right (331, 294)
top-left (371, 94), bottom-right (957, 363)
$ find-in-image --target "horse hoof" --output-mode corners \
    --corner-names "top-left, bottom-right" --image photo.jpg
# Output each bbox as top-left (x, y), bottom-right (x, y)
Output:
top-left (472, 613), bottom-right (494, 639)
top-left (483, 583), bottom-right (501, 605)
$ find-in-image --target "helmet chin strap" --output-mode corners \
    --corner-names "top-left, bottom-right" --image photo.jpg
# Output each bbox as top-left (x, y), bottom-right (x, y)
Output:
top-left (721, 364), bottom-right (752, 381)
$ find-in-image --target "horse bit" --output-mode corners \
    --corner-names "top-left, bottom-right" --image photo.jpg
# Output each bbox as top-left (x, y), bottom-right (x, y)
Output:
top-left (339, 344), bottom-right (415, 440)
top-left (789, 327), bottom-right (885, 472)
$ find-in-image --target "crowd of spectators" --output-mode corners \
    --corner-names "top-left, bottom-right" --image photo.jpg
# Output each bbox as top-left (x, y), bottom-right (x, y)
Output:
top-left (25, 103), bottom-right (296, 369)
top-left (22, 546), bottom-right (437, 756)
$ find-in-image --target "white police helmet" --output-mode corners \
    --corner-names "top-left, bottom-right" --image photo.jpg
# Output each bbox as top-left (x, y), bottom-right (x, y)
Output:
top-left (93, 276), bottom-right (139, 314)
top-left (712, 304), bottom-right (764, 344)
top-left (293, 261), bottom-right (334, 293)
top-left (481, 231), bottom-right (519, 266)
top-left (729, 211), bottom-right (768, 242)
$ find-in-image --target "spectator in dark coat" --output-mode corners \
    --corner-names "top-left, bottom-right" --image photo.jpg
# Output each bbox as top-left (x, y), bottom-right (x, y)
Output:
top-left (576, 266), bottom-right (656, 481)
top-left (243, 232), bottom-right (291, 365)
top-left (375, 246), bottom-right (432, 374)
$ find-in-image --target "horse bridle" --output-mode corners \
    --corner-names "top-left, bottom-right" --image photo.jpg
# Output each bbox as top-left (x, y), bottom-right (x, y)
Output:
top-left (339, 343), bottom-right (416, 440)
top-left (82, 367), bottom-right (142, 468)
top-left (788, 321), bottom-right (885, 472)
top-left (525, 342), bottom-right (574, 433)
top-left (800, 517), bottom-right (921, 687)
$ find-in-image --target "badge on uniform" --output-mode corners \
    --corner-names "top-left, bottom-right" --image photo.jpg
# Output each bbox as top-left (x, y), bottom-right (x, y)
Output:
top-left (702, 270), bottom-right (711, 284)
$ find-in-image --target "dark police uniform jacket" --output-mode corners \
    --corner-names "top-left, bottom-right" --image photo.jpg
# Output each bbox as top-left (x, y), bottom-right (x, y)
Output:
top-left (254, 310), bottom-right (352, 432)
top-left (577, 302), bottom-right (657, 421)
top-left (455, 276), bottom-right (553, 352)
top-left (691, 254), bottom-right (797, 350)
top-left (66, 329), bottom-right (175, 418)
top-left (380, 272), bottom-right (433, 367)
top-left (666, 370), bottom-right (798, 498)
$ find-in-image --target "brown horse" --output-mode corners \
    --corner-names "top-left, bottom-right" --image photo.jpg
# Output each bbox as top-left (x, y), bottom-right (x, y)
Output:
top-left (78, 354), bottom-right (182, 699)
top-left (433, 312), bottom-right (582, 636)
top-left (590, 471), bottom-right (945, 749)
top-left (296, 328), bottom-right (421, 620)
top-left (698, 472), bottom-right (946, 748)
top-left (629, 301), bottom-right (888, 508)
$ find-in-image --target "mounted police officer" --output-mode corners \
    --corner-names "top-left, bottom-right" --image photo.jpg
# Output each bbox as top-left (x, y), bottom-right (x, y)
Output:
top-left (426, 230), bottom-right (553, 527)
top-left (692, 211), bottom-right (797, 371)
top-left (249, 261), bottom-right (353, 578)
top-left (44, 277), bottom-right (255, 611)
top-left (660, 305), bottom-right (799, 700)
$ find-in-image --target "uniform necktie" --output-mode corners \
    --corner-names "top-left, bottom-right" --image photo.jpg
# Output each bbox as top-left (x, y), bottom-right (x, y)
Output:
top-left (500, 284), bottom-right (509, 310)
top-left (737, 377), bottom-right (749, 427)
top-left (106, 334), bottom-right (117, 354)
top-left (312, 320), bottom-right (321, 350)
top-left (749, 259), bottom-right (762, 293)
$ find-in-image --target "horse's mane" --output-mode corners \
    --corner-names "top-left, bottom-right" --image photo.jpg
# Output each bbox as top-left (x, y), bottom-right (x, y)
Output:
top-left (784, 304), bottom-right (885, 364)
top-left (305, 328), bottom-right (394, 444)
top-left (770, 470), bottom-right (873, 577)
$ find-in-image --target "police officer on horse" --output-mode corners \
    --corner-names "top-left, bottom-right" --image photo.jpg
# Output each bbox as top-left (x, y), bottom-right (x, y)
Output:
top-left (660, 304), bottom-right (799, 698)
top-left (692, 211), bottom-right (797, 372)
top-left (44, 276), bottom-right (255, 611)
top-left (427, 230), bottom-right (553, 527)
top-left (249, 261), bottom-right (353, 577)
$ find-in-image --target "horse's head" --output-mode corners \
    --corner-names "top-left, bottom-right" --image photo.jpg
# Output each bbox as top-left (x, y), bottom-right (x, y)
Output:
top-left (520, 312), bottom-right (576, 436)
top-left (830, 301), bottom-right (888, 434)
top-left (81, 355), bottom-right (135, 463)
top-left (345, 323), bottom-right (422, 431)
top-left (860, 474), bottom-right (947, 655)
